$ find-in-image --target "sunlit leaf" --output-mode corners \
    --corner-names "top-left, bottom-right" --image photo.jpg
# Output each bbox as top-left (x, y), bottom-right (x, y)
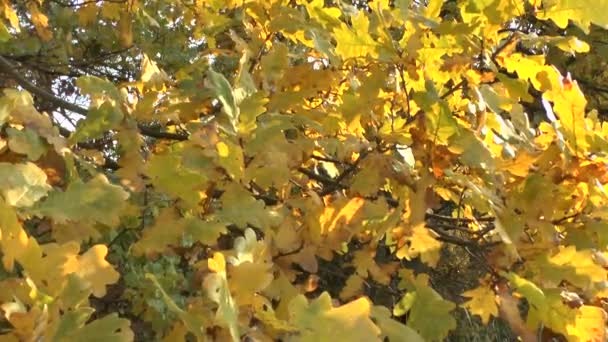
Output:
top-left (288, 292), bottom-right (381, 341)
top-left (334, 13), bottom-right (379, 60)
top-left (461, 285), bottom-right (498, 324)
top-left (0, 162), bottom-right (51, 207)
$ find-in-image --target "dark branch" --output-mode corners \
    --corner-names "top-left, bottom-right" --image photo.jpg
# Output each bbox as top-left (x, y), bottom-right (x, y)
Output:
top-left (0, 55), bottom-right (189, 141)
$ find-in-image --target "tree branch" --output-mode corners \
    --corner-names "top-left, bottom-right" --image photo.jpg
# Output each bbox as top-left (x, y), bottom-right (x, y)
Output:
top-left (0, 55), bottom-right (188, 141)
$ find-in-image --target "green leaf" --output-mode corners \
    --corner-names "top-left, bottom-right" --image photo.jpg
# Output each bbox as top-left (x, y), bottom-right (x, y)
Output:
top-left (238, 91), bottom-right (268, 135)
top-left (0, 21), bottom-right (11, 42)
top-left (216, 139), bottom-right (244, 181)
top-left (217, 183), bottom-right (279, 230)
top-left (33, 174), bottom-right (128, 226)
top-left (6, 127), bottom-right (46, 160)
top-left (0, 162), bottom-right (51, 207)
top-left (145, 153), bottom-right (208, 207)
top-left (58, 274), bottom-right (93, 309)
top-left (532, 246), bottom-right (606, 290)
top-left (146, 273), bottom-right (207, 341)
top-left (54, 311), bottom-right (134, 342)
top-left (415, 81), bottom-right (460, 143)
top-left (400, 276), bottom-right (457, 341)
top-left (371, 306), bottom-right (424, 342)
top-left (448, 129), bottom-right (494, 170)
top-left (184, 217), bottom-right (226, 246)
top-left (260, 42), bottom-right (289, 83)
top-left (393, 291), bottom-right (416, 316)
top-left (208, 68), bottom-right (239, 133)
top-left (503, 272), bottom-right (547, 312)
top-left (69, 102), bottom-right (124, 144)
top-left (76, 75), bottom-right (122, 103)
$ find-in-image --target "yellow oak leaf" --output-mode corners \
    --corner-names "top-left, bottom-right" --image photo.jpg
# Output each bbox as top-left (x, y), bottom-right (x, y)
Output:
top-left (26, 3), bottom-right (52, 41)
top-left (132, 208), bottom-right (225, 256)
top-left (1, 1), bottom-right (20, 30)
top-left (0, 199), bottom-right (33, 271)
top-left (319, 197), bottom-right (365, 235)
top-left (566, 305), bottom-right (607, 342)
top-left (333, 13), bottom-right (379, 60)
top-left (534, 246), bottom-right (607, 291)
top-left (339, 274), bottom-right (364, 301)
top-left (229, 261), bottom-right (273, 304)
top-left (63, 244), bottom-right (119, 298)
top-left (288, 292), bottom-right (381, 341)
top-left (537, 0), bottom-right (608, 33)
top-left (397, 224), bottom-right (443, 268)
top-left (461, 285), bottom-right (499, 324)
top-left (543, 73), bottom-right (590, 154)
top-left (140, 54), bottom-right (169, 92)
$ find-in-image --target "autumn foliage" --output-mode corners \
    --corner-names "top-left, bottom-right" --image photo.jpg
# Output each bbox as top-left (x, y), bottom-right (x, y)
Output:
top-left (2, 0), bottom-right (608, 341)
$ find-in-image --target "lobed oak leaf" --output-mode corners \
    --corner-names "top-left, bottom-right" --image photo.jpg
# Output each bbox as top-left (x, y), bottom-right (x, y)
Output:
top-left (132, 209), bottom-right (226, 256)
top-left (339, 274), bottom-right (364, 301)
top-left (61, 245), bottom-right (120, 298)
top-left (1, 2), bottom-right (19, 31)
top-left (6, 127), bottom-right (45, 161)
top-left (145, 153), bottom-right (208, 207)
top-left (319, 197), bottom-right (365, 236)
top-left (26, 3), bottom-right (52, 41)
top-left (69, 102), bottom-right (124, 144)
top-left (0, 162), bottom-right (51, 208)
top-left (543, 72), bottom-right (589, 154)
top-left (0, 199), bottom-right (39, 271)
top-left (566, 305), bottom-right (607, 342)
top-left (287, 292), bottom-right (381, 342)
top-left (218, 184), bottom-right (280, 230)
top-left (238, 91), bottom-right (268, 135)
top-left (216, 139), bottom-right (244, 181)
top-left (396, 224), bottom-right (442, 268)
top-left (537, 0), bottom-right (608, 33)
top-left (33, 174), bottom-right (129, 226)
top-left (533, 246), bottom-right (607, 291)
top-left (251, 296), bottom-right (298, 334)
top-left (395, 275), bottom-right (456, 341)
top-left (0, 303), bottom-right (45, 341)
top-left (370, 306), bottom-right (424, 342)
top-left (208, 69), bottom-right (239, 134)
top-left (53, 310), bottom-right (134, 342)
top-left (229, 261), bottom-right (273, 304)
top-left (140, 54), bottom-right (169, 92)
top-left (461, 285), bottom-right (499, 324)
top-left (333, 13), bottom-right (379, 60)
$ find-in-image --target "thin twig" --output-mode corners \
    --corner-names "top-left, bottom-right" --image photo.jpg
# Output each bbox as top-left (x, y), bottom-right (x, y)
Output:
top-left (440, 79), bottom-right (465, 99)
